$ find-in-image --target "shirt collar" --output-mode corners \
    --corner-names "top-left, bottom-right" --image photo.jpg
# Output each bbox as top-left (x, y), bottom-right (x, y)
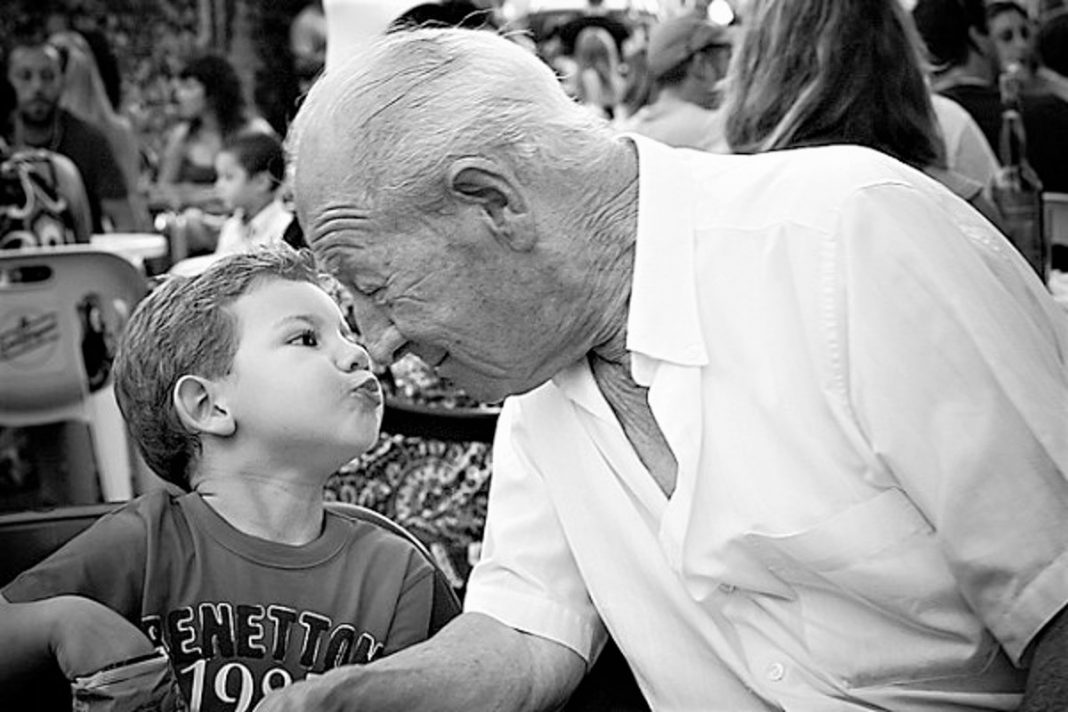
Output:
top-left (624, 134), bottom-right (709, 385)
top-left (549, 136), bottom-right (709, 414)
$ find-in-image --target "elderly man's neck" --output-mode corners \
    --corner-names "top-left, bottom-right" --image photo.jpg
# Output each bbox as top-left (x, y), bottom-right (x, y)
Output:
top-left (583, 138), bottom-right (638, 367)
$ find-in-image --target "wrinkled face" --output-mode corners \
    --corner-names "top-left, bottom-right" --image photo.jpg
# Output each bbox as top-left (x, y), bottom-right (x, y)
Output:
top-left (174, 76), bottom-right (206, 119)
top-left (7, 46), bottom-right (63, 125)
top-left (296, 146), bottom-right (574, 404)
top-left (989, 10), bottom-right (1032, 70)
top-left (219, 279), bottom-right (383, 473)
top-left (214, 151), bottom-right (259, 213)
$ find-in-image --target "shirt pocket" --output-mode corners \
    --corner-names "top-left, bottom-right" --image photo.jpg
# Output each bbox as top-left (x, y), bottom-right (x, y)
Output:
top-left (743, 487), bottom-right (1002, 689)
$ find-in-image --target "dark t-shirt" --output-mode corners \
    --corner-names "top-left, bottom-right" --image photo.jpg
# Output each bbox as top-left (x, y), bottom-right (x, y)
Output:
top-left (938, 83), bottom-right (1003, 154)
top-left (4, 490), bottom-right (439, 711)
top-left (25, 109), bottom-right (127, 233)
top-left (1022, 93), bottom-right (1068, 194)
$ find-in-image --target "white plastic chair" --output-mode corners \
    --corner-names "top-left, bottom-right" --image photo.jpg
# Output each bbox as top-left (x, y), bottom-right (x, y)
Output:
top-left (1044, 192), bottom-right (1068, 254)
top-left (0, 246), bottom-right (147, 502)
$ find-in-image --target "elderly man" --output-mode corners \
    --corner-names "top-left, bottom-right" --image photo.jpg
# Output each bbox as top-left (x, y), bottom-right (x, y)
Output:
top-left (263, 27), bottom-right (1068, 712)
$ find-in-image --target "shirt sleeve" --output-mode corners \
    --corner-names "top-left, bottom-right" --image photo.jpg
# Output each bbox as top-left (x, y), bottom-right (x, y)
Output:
top-left (464, 401), bottom-right (607, 665)
top-left (2, 506), bottom-right (148, 621)
top-left (381, 555), bottom-right (436, 656)
top-left (838, 181), bottom-right (1068, 664)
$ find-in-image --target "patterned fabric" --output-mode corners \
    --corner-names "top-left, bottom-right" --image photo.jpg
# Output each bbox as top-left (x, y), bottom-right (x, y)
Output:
top-left (325, 433), bottom-right (492, 597)
top-left (0, 149), bottom-right (84, 249)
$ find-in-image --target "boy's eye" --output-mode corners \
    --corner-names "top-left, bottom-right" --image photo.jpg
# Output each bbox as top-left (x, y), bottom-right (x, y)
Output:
top-left (292, 330), bottom-right (319, 347)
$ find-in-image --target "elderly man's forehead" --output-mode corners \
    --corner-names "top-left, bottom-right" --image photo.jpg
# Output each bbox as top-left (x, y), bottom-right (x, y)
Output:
top-left (295, 125), bottom-right (362, 200)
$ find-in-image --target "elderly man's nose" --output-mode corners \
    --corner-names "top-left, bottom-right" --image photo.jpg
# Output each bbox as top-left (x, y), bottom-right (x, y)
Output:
top-left (361, 323), bottom-right (407, 368)
top-left (349, 300), bottom-right (405, 366)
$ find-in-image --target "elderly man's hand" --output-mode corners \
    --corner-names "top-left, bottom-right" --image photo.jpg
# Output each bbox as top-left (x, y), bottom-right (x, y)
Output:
top-left (253, 671), bottom-right (348, 712)
top-left (47, 595), bottom-right (156, 679)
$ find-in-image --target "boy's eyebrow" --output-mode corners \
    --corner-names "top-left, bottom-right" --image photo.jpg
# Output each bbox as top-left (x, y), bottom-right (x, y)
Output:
top-left (273, 313), bottom-right (319, 329)
top-left (274, 312), bottom-right (356, 336)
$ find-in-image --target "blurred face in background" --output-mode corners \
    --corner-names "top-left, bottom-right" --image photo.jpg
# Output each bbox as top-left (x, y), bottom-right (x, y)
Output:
top-left (214, 150), bottom-right (267, 215)
top-left (7, 45), bottom-right (63, 126)
top-left (989, 5), bottom-right (1033, 70)
top-left (174, 76), bottom-right (207, 119)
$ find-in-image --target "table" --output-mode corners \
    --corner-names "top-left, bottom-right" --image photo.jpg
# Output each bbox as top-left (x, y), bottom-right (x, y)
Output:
top-left (89, 233), bottom-right (168, 271)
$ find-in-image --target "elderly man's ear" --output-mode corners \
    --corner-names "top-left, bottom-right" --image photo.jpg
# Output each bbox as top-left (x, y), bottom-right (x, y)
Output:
top-left (173, 375), bottom-right (236, 437)
top-left (446, 157), bottom-right (535, 251)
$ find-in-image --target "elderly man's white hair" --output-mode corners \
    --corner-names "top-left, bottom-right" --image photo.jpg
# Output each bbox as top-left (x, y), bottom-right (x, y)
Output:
top-left (289, 27), bottom-right (614, 213)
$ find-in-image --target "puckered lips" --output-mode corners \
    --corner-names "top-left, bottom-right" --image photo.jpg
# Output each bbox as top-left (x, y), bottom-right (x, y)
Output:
top-left (349, 374), bottom-right (382, 407)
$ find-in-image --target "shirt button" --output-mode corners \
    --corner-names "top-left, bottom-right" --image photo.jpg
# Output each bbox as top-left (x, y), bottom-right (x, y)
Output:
top-left (718, 583), bottom-right (736, 594)
top-left (766, 662), bottom-right (785, 681)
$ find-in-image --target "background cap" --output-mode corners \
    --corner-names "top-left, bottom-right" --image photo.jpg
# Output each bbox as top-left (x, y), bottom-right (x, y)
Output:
top-left (646, 16), bottom-right (730, 79)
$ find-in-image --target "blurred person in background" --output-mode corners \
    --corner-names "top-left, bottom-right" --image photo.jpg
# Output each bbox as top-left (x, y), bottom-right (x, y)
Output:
top-left (290, 0), bottom-right (327, 95)
top-left (929, 92), bottom-right (1000, 189)
top-left (154, 53), bottom-right (274, 213)
top-left (49, 30), bottom-right (149, 230)
top-left (912, 0), bottom-right (1002, 150)
top-left (616, 15), bottom-right (731, 151)
top-left (0, 70), bottom-right (92, 247)
top-left (170, 132), bottom-right (293, 276)
top-left (1022, 10), bottom-right (1068, 196)
top-left (724, 0), bottom-right (1003, 229)
top-left (5, 29), bottom-right (138, 233)
top-left (572, 26), bottom-right (625, 120)
top-left (555, 0), bottom-right (630, 58)
top-left (986, 1), bottom-right (1044, 96)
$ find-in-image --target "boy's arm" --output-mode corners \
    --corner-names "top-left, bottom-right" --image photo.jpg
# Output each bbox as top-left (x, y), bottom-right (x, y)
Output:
top-left (0, 592), bottom-right (155, 681)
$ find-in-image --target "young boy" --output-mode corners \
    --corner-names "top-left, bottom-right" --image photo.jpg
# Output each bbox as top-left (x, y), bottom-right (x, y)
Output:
top-left (170, 131), bottom-right (294, 276)
top-left (0, 248), bottom-right (449, 710)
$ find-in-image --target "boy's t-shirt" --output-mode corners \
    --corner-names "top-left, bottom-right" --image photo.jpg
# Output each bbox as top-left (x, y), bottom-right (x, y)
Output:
top-left (3, 489), bottom-right (439, 711)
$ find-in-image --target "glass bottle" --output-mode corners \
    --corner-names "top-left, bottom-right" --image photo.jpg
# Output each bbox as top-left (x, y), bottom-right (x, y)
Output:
top-left (991, 62), bottom-right (1048, 282)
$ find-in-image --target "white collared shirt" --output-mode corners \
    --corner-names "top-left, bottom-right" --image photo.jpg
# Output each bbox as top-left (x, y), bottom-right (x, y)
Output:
top-left (465, 137), bottom-right (1068, 711)
top-left (214, 198), bottom-right (293, 256)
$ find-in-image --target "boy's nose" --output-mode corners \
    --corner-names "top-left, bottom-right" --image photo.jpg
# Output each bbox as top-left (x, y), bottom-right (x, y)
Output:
top-left (338, 342), bottom-right (371, 373)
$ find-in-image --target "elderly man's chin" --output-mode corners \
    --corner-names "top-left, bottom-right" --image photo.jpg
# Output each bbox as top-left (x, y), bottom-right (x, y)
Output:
top-left (438, 364), bottom-right (540, 405)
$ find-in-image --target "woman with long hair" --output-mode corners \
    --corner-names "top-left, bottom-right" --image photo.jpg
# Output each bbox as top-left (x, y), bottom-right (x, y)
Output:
top-left (721, 0), bottom-right (1003, 228)
top-left (153, 53), bottom-right (272, 211)
top-left (50, 30), bottom-right (148, 228)
top-left (572, 26), bottom-right (625, 120)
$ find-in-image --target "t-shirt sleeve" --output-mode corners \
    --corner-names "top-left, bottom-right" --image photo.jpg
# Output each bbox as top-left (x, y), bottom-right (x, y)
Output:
top-left (381, 555), bottom-right (436, 655)
top-left (838, 181), bottom-right (1068, 664)
top-left (2, 506), bottom-right (148, 621)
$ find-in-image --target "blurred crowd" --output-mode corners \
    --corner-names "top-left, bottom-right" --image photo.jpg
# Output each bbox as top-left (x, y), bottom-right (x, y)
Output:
top-left (3, 0), bottom-right (1068, 592)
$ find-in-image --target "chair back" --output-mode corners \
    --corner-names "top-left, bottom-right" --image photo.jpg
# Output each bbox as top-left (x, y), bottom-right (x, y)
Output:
top-left (1044, 192), bottom-right (1068, 258)
top-left (0, 246), bottom-right (146, 424)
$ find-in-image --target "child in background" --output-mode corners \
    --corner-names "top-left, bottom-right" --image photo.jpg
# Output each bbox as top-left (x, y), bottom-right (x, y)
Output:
top-left (0, 248), bottom-right (452, 711)
top-left (169, 132), bottom-right (293, 276)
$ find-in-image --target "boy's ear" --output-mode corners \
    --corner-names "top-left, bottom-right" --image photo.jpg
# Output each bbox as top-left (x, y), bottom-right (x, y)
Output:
top-left (173, 375), bottom-right (235, 437)
top-left (445, 157), bottom-right (534, 252)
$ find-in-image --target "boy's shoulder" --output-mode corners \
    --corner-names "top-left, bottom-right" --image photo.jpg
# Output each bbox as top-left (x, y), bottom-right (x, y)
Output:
top-left (324, 504), bottom-right (437, 576)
